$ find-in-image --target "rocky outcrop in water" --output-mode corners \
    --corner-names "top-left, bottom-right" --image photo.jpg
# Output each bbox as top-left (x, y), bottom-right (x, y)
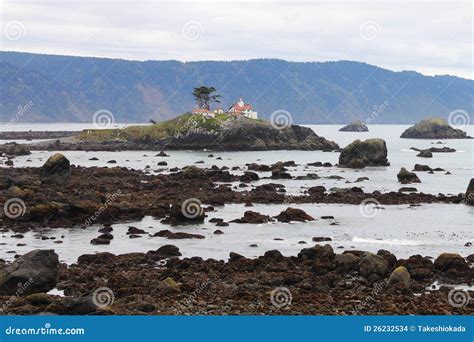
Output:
top-left (401, 118), bottom-right (471, 139)
top-left (338, 139), bottom-right (389, 168)
top-left (397, 168), bottom-right (421, 184)
top-left (339, 120), bottom-right (368, 132)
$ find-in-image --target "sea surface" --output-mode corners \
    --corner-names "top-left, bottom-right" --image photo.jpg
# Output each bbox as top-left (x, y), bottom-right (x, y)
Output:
top-left (1, 124), bottom-right (473, 263)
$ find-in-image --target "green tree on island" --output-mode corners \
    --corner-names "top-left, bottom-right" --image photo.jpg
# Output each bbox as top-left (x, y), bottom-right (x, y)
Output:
top-left (192, 86), bottom-right (221, 110)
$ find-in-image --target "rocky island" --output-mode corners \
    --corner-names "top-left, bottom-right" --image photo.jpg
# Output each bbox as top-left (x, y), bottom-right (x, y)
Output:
top-left (339, 120), bottom-right (369, 132)
top-left (400, 118), bottom-right (471, 139)
top-left (23, 114), bottom-right (339, 152)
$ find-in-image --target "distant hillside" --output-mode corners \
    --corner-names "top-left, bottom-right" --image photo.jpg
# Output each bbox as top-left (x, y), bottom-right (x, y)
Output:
top-left (1, 51), bottom-right (472, 124)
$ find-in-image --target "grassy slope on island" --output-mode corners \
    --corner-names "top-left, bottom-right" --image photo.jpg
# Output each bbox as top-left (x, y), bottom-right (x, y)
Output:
top-left (78, 113), bottom-right (235, 142)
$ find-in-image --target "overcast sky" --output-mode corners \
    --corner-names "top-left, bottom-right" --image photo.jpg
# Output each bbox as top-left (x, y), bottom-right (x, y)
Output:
top-left (1, 0), bottom-right (472, 79)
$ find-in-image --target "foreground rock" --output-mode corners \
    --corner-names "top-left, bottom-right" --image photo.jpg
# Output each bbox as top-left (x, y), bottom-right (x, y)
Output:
top-left (338, 139), bottom-right (389, 168)
top-left (400, 118), bottom-right (471, 139)
top-left (397, 168), bottom-right (421, 184)
top-left (0, 249), bottom-right (59, 295)
top-left (339, 120), bottom-right (368, 132)
top-left (2, 246), bottom-right (471, 315)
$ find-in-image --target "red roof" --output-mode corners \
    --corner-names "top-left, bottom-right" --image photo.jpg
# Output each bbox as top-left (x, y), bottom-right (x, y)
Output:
top-left (229, 103), bottom-right (253, 111)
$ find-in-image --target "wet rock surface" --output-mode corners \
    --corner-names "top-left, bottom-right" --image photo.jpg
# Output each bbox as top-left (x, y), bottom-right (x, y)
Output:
top-left (0, 246), bottom-right (471, 315)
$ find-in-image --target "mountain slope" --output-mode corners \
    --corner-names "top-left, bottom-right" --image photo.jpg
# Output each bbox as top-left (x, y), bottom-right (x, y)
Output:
top-left (1, 51), bottom-right (472, 124)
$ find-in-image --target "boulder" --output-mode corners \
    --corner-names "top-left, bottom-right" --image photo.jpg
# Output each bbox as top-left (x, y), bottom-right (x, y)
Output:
top-left (153, 230), bottom-right (205, 239)
top-left (127, 226), bottom-right (146, 235)
top-left (433, 253), bottom-right (468, 271)
top-left (298, 244), bottom-right (335, 260)
top-left (90, 238), bottom-right (110, 245)
top-left (335, 253), bottom-right (360, 272)
top-left (160, 201), bottom-right (205, 226)
top-left (308, 186), bottom-right (326, 195)
top-left (274, 207), bottom-right (314, 223)
top-left (231, 211), bottom-right (272, 224)
top-left (387, 266), bottom-right (411, 288)
top-left (338, 139), bottom-right (389, 168)
top-left (146, 245), bottom-right (182, 259)
top-left (413, 164), bottom-right (432, 172)
top-left (396, 255), bottom-right (433, 281)
top-left (271, 168), bottom-right (292, 179)
top-left (398, 187), bottom-right (417, 193)
top-left (246, 163), bottom-right (271, 172)
top-left (240, 171), bottom-right (259, 182)
top-left (400, 118), bottom-right (471, 139)
top-left (0, 249), bottom-right (59, 295)
top-left (359, 252), bottom-right (389, 279)
top-left (339, 120), bottom-right (369, 132)
top-left (299, 244), bottom-right (335, 274)
top-left (465, 178), bottom-right (474, 205)
top-left (41, 153), bottom-right (71, 183)
top-left (397, 167), bottom-right (421, 184)
top-left (416, 150), bottom-right (433, 158)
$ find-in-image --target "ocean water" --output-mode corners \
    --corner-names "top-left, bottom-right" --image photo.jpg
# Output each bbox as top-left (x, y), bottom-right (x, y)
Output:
top-left (0, 124), bottom-right (473, 263)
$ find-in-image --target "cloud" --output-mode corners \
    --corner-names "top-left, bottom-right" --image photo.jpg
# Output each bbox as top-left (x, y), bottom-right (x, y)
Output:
top-left (1, 0), bottom-right (472, 79)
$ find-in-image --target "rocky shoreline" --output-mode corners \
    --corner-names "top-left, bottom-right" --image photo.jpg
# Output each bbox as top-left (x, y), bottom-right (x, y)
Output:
top-left (0, 244), bottom-right (472, 315)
